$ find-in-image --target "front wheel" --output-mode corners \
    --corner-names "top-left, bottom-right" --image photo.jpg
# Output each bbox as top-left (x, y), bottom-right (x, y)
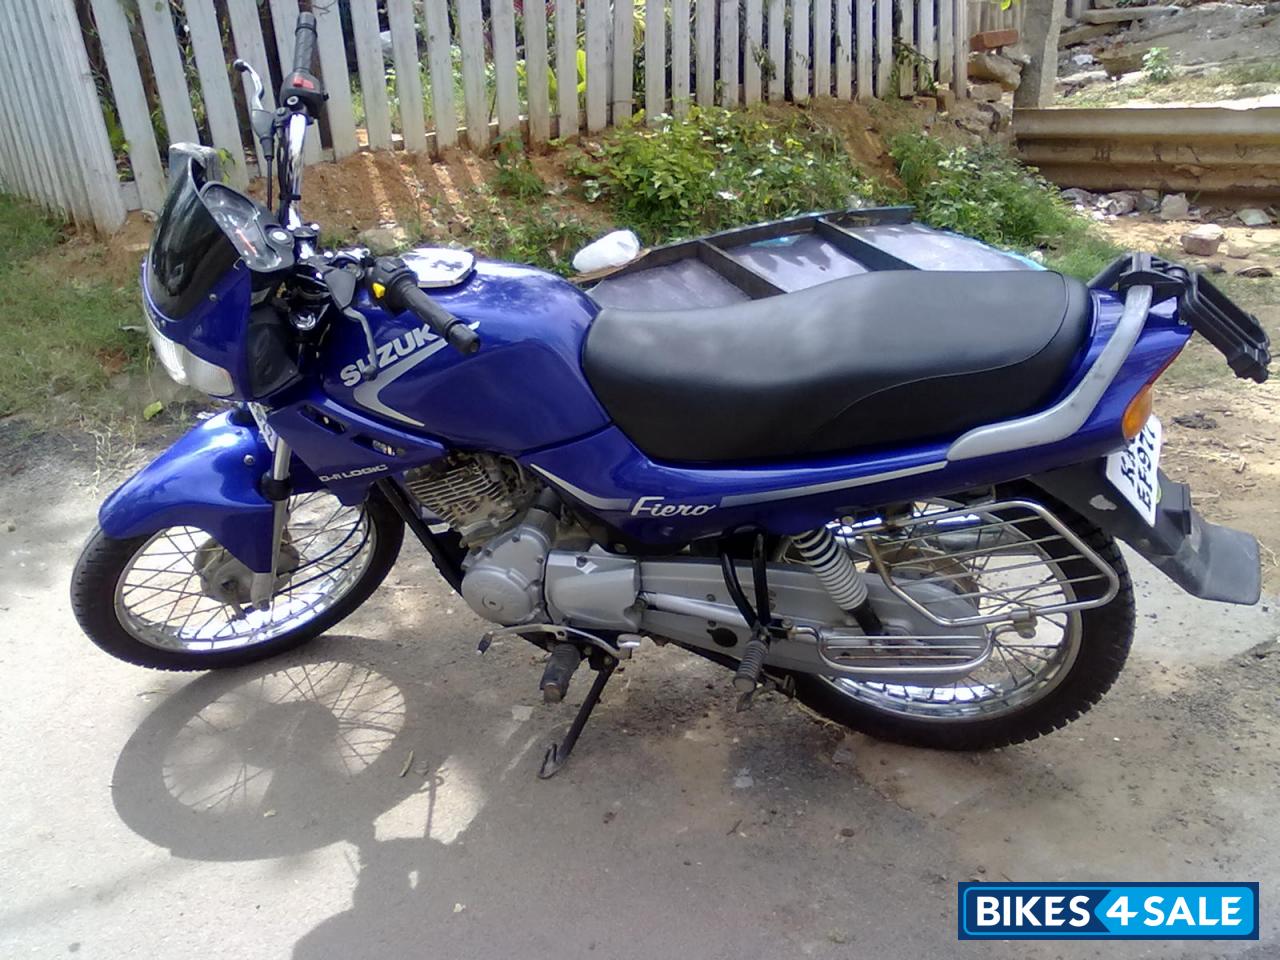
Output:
top-left (71, 492), bottom-right (403, 671)
top-left (792, 493), bottom-right (1136, 751)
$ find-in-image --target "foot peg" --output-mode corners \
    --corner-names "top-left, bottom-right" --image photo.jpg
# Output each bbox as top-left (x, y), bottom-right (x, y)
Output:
top-left (540, 643), bottom-right (583, 704)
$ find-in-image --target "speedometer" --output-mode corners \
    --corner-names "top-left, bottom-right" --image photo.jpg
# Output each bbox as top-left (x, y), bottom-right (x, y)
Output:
top-left (202, 182), bottom-right (294, 274)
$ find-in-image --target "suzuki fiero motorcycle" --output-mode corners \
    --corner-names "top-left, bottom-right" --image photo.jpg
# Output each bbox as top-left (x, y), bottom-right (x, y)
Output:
top-left (72, 13), bottom-right (1271, 776)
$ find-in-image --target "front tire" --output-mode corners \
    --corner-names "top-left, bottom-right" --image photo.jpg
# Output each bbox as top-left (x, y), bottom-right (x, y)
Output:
top-left (793, 496), bottom-right (1135, 751)
top-left (71, 493), bottom-right (403, 671)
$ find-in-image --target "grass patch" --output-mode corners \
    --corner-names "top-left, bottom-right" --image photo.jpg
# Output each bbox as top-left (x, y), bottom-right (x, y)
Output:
top-left (0, 194), bottom-right (147, 421)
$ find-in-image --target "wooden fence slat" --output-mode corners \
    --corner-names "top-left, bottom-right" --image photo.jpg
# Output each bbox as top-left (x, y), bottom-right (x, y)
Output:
top-left (720, 0), bottom-right (739, 105)
top-left (937, 0), bottom-right (953, 84)
top-left (836, 0), bottom-right (853, 98)
top-left (897, 0), bottom-right (915, 96)
top-left (671, 0), bottom-right (691, 116)
top-left (874, 0), bottom-right (892, 95)
top-left (952, 0), bottom-right (967, 96)
top-left (695, 0), bottom-right (715, 106)
top-left (349, 0), bottom-right (393, 150)
top-left (313, 0), bottom-right (358, 159)
top-left (918, 0), bottom-right (935, 87)
top-left (423, 0), bottom-right (458, 150)
top-left (525, 0), bottom-right (552, 141)
top-left (491, 0), bottom-right (520, 135)
top-left (268, 0), bottom-right (321, 162)
top-left (585, 0), bottom-right (609, 131)
top-left (555, 0), bottom-right (580, 134)
top-left (791, 0), bottom-right (810, 101)
top-left (89, 0), bottom-right (166, 211)
top-left (19, 0), bottom-right (88, 216)
top-left (645, 0), bottom-right (667, 123)
top-left (855, 0), bottom-right (872, 98)
top-left (744, 0), bottom-right (763, 104)
top-left (0, 52), bottom-right (33, 199)
top-left (386, 0), bottom-right (427, 153)
top-left (613, 0), bottom-right (635, 120)
top-left (814, 0), bottom-right (832, 97)
top-left (136, 0), bottom-right (200, 145)
top-left (1, 2), bottom-right (66, 213)
top-left (226, 0), bottom-right (276, 177)
top-left (767, 0), bottom-right (785, 100)
top-left (50, 0), bottom-right (127, 230)
top-left (183, 0), bottom-right (249, 188)
top-left (0, 19), bottom-right (44, 204)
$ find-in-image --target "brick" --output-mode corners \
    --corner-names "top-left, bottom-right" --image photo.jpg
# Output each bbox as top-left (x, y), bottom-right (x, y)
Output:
top-left (969, 28), bottom-right (1019, 51)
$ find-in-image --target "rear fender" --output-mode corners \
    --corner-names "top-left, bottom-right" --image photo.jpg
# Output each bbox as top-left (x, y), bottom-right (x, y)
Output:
top-left (98, 411), bottom-right (305, 573)
top-left (1029, 461), bottom-right (1260, 605)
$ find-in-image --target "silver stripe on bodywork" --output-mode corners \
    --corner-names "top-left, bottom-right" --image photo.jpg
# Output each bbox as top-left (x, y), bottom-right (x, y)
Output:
top-left (719, 461), bottom-right (949, 507)
top-left (946, 284), bottom-right (1154, 461)
top-left (530, 466), bottom-right (633, 511)
top-left (351, 339), bottom-right (450, 427)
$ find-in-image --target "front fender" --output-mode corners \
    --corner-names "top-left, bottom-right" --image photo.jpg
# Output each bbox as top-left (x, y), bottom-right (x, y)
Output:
top-left (99, 411), bottom-right (276, 572)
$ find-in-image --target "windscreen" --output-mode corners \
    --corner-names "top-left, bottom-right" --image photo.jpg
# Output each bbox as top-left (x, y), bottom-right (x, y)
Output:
top-left (146, 159), bottom-right (242, 321)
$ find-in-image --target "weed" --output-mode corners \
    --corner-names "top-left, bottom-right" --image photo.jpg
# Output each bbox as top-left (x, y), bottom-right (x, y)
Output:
top-left (467, 202), bottom-right (597, 276)
top-left (1142, 47), bottom-right (1175, 84)
top-left (574, 107), bottom-right (877, 242)
top-left (887, 131), bottom-right (1120, 279)
top-left (493, 134), bottom-right (547, 199)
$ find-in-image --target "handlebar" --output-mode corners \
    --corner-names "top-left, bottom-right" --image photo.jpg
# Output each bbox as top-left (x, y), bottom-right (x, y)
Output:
top-left (371, 258), bottom-right (481, 356)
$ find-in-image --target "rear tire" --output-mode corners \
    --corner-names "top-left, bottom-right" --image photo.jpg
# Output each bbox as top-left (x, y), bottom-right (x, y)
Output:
top-left (71, 495), bottom-right (403, 671)
top-left (793, 496), bottom-right (1135, 750)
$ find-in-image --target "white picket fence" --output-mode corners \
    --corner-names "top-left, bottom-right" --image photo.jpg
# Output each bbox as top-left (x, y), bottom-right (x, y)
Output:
top-left (0, 0), bottom-right (1063, 234)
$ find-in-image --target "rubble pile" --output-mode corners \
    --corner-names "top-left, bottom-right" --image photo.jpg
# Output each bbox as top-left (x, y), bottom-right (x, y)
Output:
top-left (1055, 1), bottom-right (1280, 98)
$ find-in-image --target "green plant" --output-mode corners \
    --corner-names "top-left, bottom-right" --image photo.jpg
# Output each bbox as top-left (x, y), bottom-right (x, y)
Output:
top-left (574, 107), bottom-right (876, 242)
top-left (1142, 47), bottom-right (1174, 84)
top-left (493, 134), bottom-right (546, 198)
top-left (886, 132), bottom-right (1120, 279)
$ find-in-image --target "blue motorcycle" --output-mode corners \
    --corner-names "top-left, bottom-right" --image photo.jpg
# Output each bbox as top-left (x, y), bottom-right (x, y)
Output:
top-left (72, 14), bottom-right (1271, 774)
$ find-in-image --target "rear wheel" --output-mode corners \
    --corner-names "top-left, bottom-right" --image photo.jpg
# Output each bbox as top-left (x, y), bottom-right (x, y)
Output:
top-left (792, 494), bottom-right (1135, 750)
top-left (71, 492), bottom-right (403, 671)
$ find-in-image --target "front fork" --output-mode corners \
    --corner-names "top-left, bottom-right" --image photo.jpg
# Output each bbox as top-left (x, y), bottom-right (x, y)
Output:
top-left (250, 434), bottom-right (293, 607)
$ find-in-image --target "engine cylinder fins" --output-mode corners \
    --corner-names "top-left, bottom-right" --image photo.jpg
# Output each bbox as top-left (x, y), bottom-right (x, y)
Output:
top-left (403, 453), bottom-right (535, 546)
top-left (791, 527), bottom-right (870, 611)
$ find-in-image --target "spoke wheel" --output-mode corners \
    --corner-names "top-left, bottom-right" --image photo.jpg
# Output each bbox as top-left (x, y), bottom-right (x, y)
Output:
top-left (791, 487), bottom-right (1135, 750)
top-left (72, 493), bottom-right (403, 670)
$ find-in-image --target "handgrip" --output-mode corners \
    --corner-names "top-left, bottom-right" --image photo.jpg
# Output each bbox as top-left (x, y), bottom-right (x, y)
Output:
top-left (291, 12), bottom-right (318, 75)
top-left (371, 258), bottom-right (480, 356)
top-left (280, 12), bottom-right (325, 114)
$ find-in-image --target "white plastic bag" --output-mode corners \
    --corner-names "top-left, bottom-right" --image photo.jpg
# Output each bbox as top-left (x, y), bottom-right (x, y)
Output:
top-left (572, 229), bottom-right (641, 273)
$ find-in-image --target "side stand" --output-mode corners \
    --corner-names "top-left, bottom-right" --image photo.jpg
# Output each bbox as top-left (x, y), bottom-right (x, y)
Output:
top-left (537, 657), bottom-right (616, 779)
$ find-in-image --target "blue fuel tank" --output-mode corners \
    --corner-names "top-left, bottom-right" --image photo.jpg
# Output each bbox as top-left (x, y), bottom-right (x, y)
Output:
top-left (319, 255), bottom-right (610, 455)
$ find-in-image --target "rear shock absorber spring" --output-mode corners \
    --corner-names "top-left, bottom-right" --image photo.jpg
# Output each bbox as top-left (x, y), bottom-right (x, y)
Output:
top-left (791, 527), bottom-right (882, 635)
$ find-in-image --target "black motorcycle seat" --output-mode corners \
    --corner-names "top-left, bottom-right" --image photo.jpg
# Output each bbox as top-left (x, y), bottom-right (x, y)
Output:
top-left (582, 270), bottom-right (1093, 464)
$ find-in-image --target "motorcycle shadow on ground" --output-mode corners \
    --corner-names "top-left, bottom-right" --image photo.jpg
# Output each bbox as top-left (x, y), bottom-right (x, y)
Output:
top-left (107, 613), bottom-right (1268, 959)
top-left (107, 625), bottom-right (992, 958)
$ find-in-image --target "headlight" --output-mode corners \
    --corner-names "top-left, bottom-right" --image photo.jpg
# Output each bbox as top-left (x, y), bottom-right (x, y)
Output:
top-left (144, 308), bottom-right (235, 397)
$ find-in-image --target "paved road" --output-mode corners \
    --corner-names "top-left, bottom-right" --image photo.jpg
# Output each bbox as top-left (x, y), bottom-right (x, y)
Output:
top-left (1, 442), bottom-right (1277, 959)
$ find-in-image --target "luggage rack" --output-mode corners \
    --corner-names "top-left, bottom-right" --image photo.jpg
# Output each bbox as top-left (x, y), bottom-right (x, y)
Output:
top-left (1090, 252), bottom-right (1271, 383)
top-left (577, 206), bottom-right (1041, 310)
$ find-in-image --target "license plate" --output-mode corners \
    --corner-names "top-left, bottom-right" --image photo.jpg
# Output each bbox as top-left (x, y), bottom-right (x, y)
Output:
top-left (1105, 414), bottom-right (1162, 526)
top-left (248, 402), bottom-right (278, 450)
